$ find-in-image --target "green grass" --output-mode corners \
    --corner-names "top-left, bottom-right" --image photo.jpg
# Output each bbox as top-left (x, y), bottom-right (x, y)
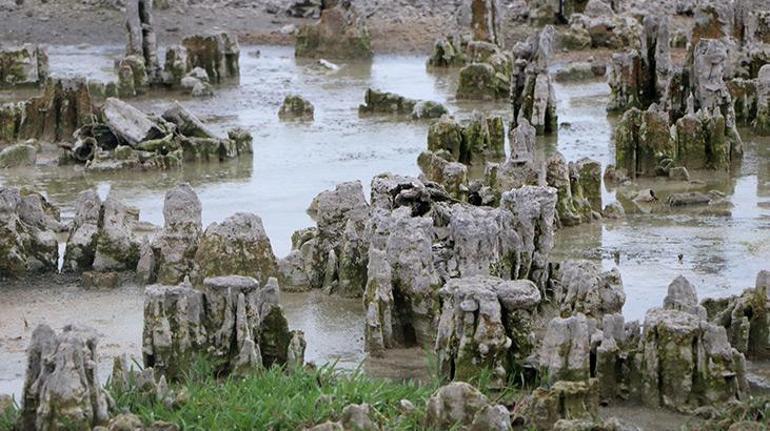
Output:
top-left (1, 353), bottom-right (518, 431)
top-left (108, 353), bottom-right (519, 431)
top-left (0, 398), bottom-right (19, 431)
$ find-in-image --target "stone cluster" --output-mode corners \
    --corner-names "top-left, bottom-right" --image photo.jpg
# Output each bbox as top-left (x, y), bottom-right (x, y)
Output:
top-left (0, 187), bottom-right (63, 278)
top-left (557, 1), bottom-right (643, 51)
top-left (68, 98), bottom-right (252, 171)
top-left (0, 78), bottom-right (94, 145)
top-left (279, 94), bottom-right (315, 121)
top-left (142, 275), bottom-right (299, 380)
top-left (531, 273), bottom-right (750, 415)
top-left (510, 26), bottom-right (558, 135)
top-left (139, 184), bottom-right (280, 286)
top-left (358, 88), bottom-right (448, 120)
top-left (295, 2), bottom-right (373, 60)
top-left (608, 15), bottom-right (745, 176)
top-left (116, 0), bottom-right (240, 97)
top-left (421, 113), bottom-right (505, 170)
top-left (0, 44), bottom-right (48, 87)
top-left (19, 324), bottom-right (111, 431)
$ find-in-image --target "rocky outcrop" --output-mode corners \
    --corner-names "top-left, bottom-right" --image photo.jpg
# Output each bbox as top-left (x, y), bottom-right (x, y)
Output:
top-left (528, 0), bottom-right (591, 25)
top-left (143, 275), bottom-right (295, 380)
top-left (295, 2), bottom-right (373, 60)
top-left (471, 0), bottom-right (501, 46)
top-left (639, 276), bottom-right (749, 412)
top-left (607, 15), bottom-right (670, 112)
top-left (71, 99), bottom-right (251, 171)
top-left (62, 190), bottom-right (102, 273)
top-left (182, 32), bottom-right (240, 83)
top-left (559, 6), bottom-right (642, 51)
top-left (19, 324), bottom-right (111, 431)
top-left (139, 184), bottom-right (202, 285)
top-left (427, 34), bottom-right (470, 68)
top-left (358, 88), bottom-right (447, 120)
top-left (435, 275), bottom-right (541, 386)
top-left (125, 0), bottom-right (159, 82)
top-left (194, 212), bottom-right (279, 285)
top-left (511, 26), bottom-right (558, 135)
top-left (425, 382), bottom-right (511, 430)
top-left (613, 104), bottom-right (674, 178)
top-left (499, 186), bottom-right (556, 291)
top-left (363, 174), bottom-right (557, 356)
top-left (0, 187), bottom-right (60, 277)
top-left (704, 270), bottom-right (770, 359)
top-left (425, 113), bottom-right (505, 166)
top-left (0, 44), bottom-right (48, 87)
top-left (93, 195), bottom-right (141, 272)
top-left (538, 314), bottom-right (592, 382)
top-left (0, 78), bottom-right (94, 145)
top-left (280, 181), bottom-right (370, 296)
top-left (142, 281), bottom-right (208, 380)
top-left (551, 260), bottom-right (625, 321)
top-left (278, 95), bottom-right (315, 121)
top-left (0, 142), bottom-right (37, 168)
top-left (755, 65), bottom-right (770, 134)
top-left (546, 152), bottom-right (596, 226)
top-left (512, 379), bottom-right (600, 431)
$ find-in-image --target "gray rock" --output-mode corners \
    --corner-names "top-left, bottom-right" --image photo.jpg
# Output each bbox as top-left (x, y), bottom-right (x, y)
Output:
top-left (194, 212), bottom-right (279, 284)
top-left (125, 0), bottom-right (159, 81)
top-left (93, 194), bottom-right (141, 271)
top-left (425, 382), bottom-right (490, 429)
top-left (0, 143), bottom-right (36, 168)
top-left (153, 184), bottom-right (203, 285)
top-left (182, 32), bottom-right (240, 83)
top-left (554, 260), bottom-right (625, 320)
top-left (20, 324), bottom-right (110, 430)
top-left (435, 275), bottom-right (540, 386)
top-left (278, 94), bottom-right (315, 121)
top-left (143, 282), bottom-right (207, 380)
top-left (538, 314), bottom-right (591, 382)
top-left (63, 190), bottom-right (102, 272)
top-left (340, 403), bottom-right (378, 431)
top-left (0, 44), bottom-right (48, 87)
top-left (0, 187), bottom-right (59, 276)
top-left (102, 97), bottom-right (162, 147)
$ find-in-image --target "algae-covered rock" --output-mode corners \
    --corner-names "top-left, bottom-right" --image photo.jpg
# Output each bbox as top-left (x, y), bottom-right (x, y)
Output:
top-left (20, 324), bottom-right (110, 431)
top-left (142, 283), bottom-right (207, 381)
top-left (63, 190), bottom-right (102, 272)
top-left (427, 114), bottom-right (504, 166)
top-left (279, 94), bottom-right (315, 121)
top-left (182, 32), bottom-right (240, 83)
top-left (425, 382), bottom-right (491, 429)
top-left (0, 187), bottom-right (59, 277)
top-left (0, 143), bottom-right (36, 168)
top-left (511, 26), bottom-right (558, 135)
top-left (93, 195), bottom-right (141, 271)
top-left (512, 379), bottom-right (600, 431)
top-left (194, 212), bottom-right (279, 284)
top-left (295, 3), bottom-right (373, 60)
top-left (457, 62), bottom-right (509, 100)
top-left (0, 44), bottom-right (48, 87)
top-left (435, 275), bottom-right (541, 386)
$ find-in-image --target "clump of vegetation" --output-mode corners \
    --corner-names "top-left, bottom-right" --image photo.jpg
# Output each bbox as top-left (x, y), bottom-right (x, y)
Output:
top-left (108, 354), bottom-right (515, 430)
top-left (0, 400), bottom-right (19, 431)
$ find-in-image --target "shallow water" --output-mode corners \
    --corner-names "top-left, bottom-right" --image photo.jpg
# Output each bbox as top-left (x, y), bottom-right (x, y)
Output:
top-left (1, 45), bottom-right (769, 399)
